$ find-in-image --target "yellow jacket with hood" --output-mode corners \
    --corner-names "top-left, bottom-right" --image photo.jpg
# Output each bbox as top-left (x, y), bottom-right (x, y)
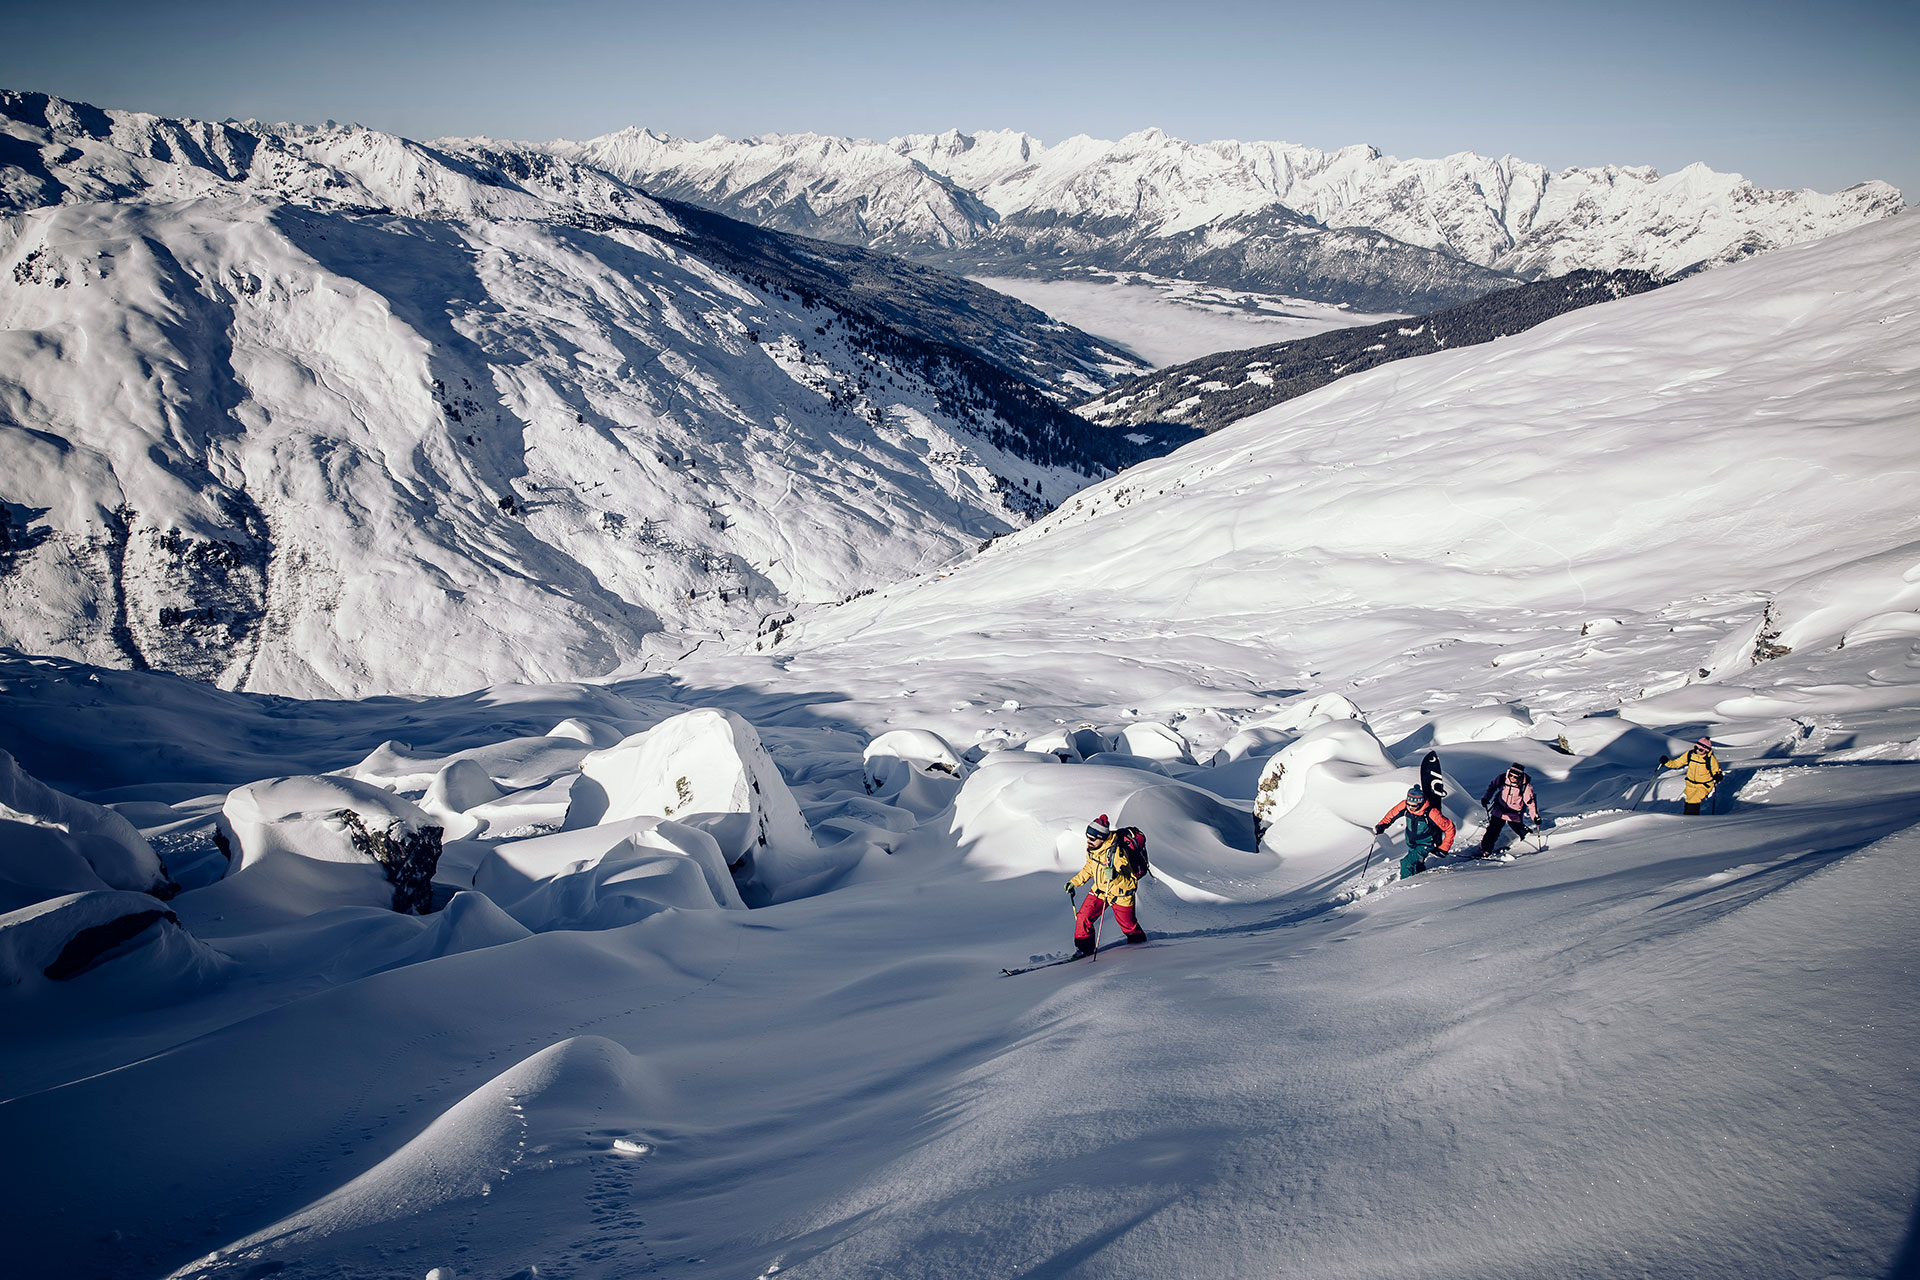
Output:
top-left (1067, 834), bottom-right (1140, 906)
top-left (1662, 746), bottom-right (1724, 803)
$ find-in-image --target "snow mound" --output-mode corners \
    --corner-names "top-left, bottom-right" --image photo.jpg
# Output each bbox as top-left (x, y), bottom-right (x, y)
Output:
top-left (221, 775), bottom-right (435, 870)
top-left (213, 775), bottom-right (443, 917)
top-left (1771, 540), bottom-right (1920, 656)
top-left (951, 757), bottom-right (1267, 903)
top-left (1392, 703), bottom-right (1536, 752)
top-left (185, 1035), bottom-right (663, 1277)
top-left (0, 749), bottom-right (171, 912)
top-left (0, 889), bottom-right (217, 990)
top-left (349, 735), bottom-right (598, 794)
top-left (1116, 721), bottom-right (1194, 764)
top-left (862, 728), bottom-right (968, 818)
top-left (1243, 718), bottom-right (1488, 893)
top-left (568, 709), bottom-right (816, 900)
top-left (474, 817), bottom-right (744, 930)
top-left (1253, 720), bottom-right (1398, 832)
top-left (419, 759), bottom-right (505, 840)
top-left (546, 716), bottom-right (625, 748)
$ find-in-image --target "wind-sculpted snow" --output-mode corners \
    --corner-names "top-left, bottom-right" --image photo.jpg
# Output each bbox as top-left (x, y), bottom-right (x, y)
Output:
top-left (0, 93), bottom-right (1150, 698)
top-left (568, 707), bottom-right (824, 904)
top-left (178, 1035), bottom-right (666, 1279)
top-left (0, 749), bottom-right (172, 910)
top-left (567, 123), bottom-right (1902, 310)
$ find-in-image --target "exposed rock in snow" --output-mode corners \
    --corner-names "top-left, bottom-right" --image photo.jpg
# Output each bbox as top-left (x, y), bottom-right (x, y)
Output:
top-left (0, 749), bottom-right (172, 912)
top-left (217, 774), bottom-right (443, 913)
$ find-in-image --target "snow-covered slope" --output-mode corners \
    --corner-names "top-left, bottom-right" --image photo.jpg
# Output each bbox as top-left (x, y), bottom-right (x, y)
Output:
top-left (0, 92), bottom-right (1151, 699)
top-left (763, 211), bottom-right (1920, 739)
top-left (2, 212), bottom-right (1916, 1280)
top-left (558, 124), bottom-right (1904, 310)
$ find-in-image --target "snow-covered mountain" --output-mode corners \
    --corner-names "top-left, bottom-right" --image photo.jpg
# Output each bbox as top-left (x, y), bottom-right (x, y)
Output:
top-left (2, 212), bottom-right (1916, 1280)
top-left (0, 92), bottom-right (1153, 700)
top-left (556, 125), bottom-right (1904, 310)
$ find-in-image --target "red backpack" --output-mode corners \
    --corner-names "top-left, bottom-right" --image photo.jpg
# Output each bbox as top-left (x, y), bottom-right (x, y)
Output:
top-left (1115, 827), bottom-right (1150, 880)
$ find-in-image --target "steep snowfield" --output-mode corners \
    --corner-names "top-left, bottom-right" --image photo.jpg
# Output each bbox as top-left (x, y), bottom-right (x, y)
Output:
top-left (0, 94), bottom-right (1144, 699)
top-left (765, 212), bottom-right (1920, 735)
top-left (2, 144), bottom-right (1917, 1280)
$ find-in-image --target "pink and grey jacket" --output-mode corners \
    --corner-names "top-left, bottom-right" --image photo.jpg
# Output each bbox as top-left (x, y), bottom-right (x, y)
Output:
top-left (1481, 771), bottom-right (1539, 823)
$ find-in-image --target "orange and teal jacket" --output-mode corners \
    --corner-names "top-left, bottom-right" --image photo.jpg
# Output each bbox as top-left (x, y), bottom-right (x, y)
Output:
top-left (1376, 798), bottom-right (1456, 853)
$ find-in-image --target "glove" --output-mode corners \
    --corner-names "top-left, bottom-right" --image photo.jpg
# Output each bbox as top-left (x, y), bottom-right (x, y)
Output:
top-left (1064, 883), bottom-right (1075, 895)
top-left (1373, 823), bottom-right (1387, 835)
top-left (1658, 755), bottom-right (1669, 766)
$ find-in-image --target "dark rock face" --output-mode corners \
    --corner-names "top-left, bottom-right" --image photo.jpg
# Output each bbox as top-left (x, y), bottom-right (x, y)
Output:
top-left (922, 207), bottom-right (1521, 315)
top-left (43, 907), bottom-right (178, 980)
top-left (338, 812), bottom-right (445, 914)
top-left (1081, 270), bottom-right (1670, 434)
top-left (643, 200), bottom-right (1184, 474)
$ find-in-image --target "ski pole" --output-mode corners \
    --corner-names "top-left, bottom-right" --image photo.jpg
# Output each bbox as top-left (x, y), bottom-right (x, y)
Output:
top-left (1091, 907), bottom-right (1102, 961)
top-left (1361, 834), bottom-right (1379, 878)
top-left (1630, 767), bottom-right (1659, 812)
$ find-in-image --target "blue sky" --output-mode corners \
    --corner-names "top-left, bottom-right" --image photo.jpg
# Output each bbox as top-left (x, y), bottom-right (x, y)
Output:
top-left (5, 0), bottom-right (1915, 195)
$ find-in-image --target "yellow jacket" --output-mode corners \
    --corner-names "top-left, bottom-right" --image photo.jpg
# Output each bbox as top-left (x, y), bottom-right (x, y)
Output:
top-left (1662, 747), bottom-right (1724, 803)
top-left (1067, 836), bottom-right (1140, 906)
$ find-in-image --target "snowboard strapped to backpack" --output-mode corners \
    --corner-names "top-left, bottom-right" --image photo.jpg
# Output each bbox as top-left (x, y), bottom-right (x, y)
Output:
top-left (1115, 826), bottom-right (1150, 881)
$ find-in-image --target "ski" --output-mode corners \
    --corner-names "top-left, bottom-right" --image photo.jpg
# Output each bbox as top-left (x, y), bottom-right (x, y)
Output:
top-left (1001, 951), bottom-right (1085, 976)
top-left (1000, 939), bottom-right (1137, 975)
top-left (1420, 750), bottom-right (1447, 805)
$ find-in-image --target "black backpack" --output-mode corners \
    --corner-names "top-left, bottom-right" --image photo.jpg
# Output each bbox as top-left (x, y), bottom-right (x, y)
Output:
top-left (1115, 827), bottom-right (1150, 880)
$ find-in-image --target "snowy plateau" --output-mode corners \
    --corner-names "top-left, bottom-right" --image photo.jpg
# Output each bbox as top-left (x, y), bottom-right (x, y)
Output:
top-left (1, 88), bottom-right (1919, 1280)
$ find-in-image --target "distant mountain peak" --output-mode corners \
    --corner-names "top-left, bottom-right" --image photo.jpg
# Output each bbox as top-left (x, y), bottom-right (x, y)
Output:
top-left (579, 122), bottom-right (1900, 311)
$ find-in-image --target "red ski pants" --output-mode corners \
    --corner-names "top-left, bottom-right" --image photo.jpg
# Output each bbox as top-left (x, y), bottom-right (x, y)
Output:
top-left (1075, 893), bottom-right (1143, 947)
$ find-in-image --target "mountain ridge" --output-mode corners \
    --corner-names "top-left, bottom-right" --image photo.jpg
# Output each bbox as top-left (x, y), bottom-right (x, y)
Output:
top-left (551, 123), bottom-right (1903, 311)
top-left (0, 91), bottom-right (1154, 699)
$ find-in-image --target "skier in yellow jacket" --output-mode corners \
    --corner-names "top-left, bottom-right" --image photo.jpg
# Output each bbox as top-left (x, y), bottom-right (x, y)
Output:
top-left (1659, 737), bottom-right (1725, 814)
top-left (1066, 814), bottom-right (1148, 955)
